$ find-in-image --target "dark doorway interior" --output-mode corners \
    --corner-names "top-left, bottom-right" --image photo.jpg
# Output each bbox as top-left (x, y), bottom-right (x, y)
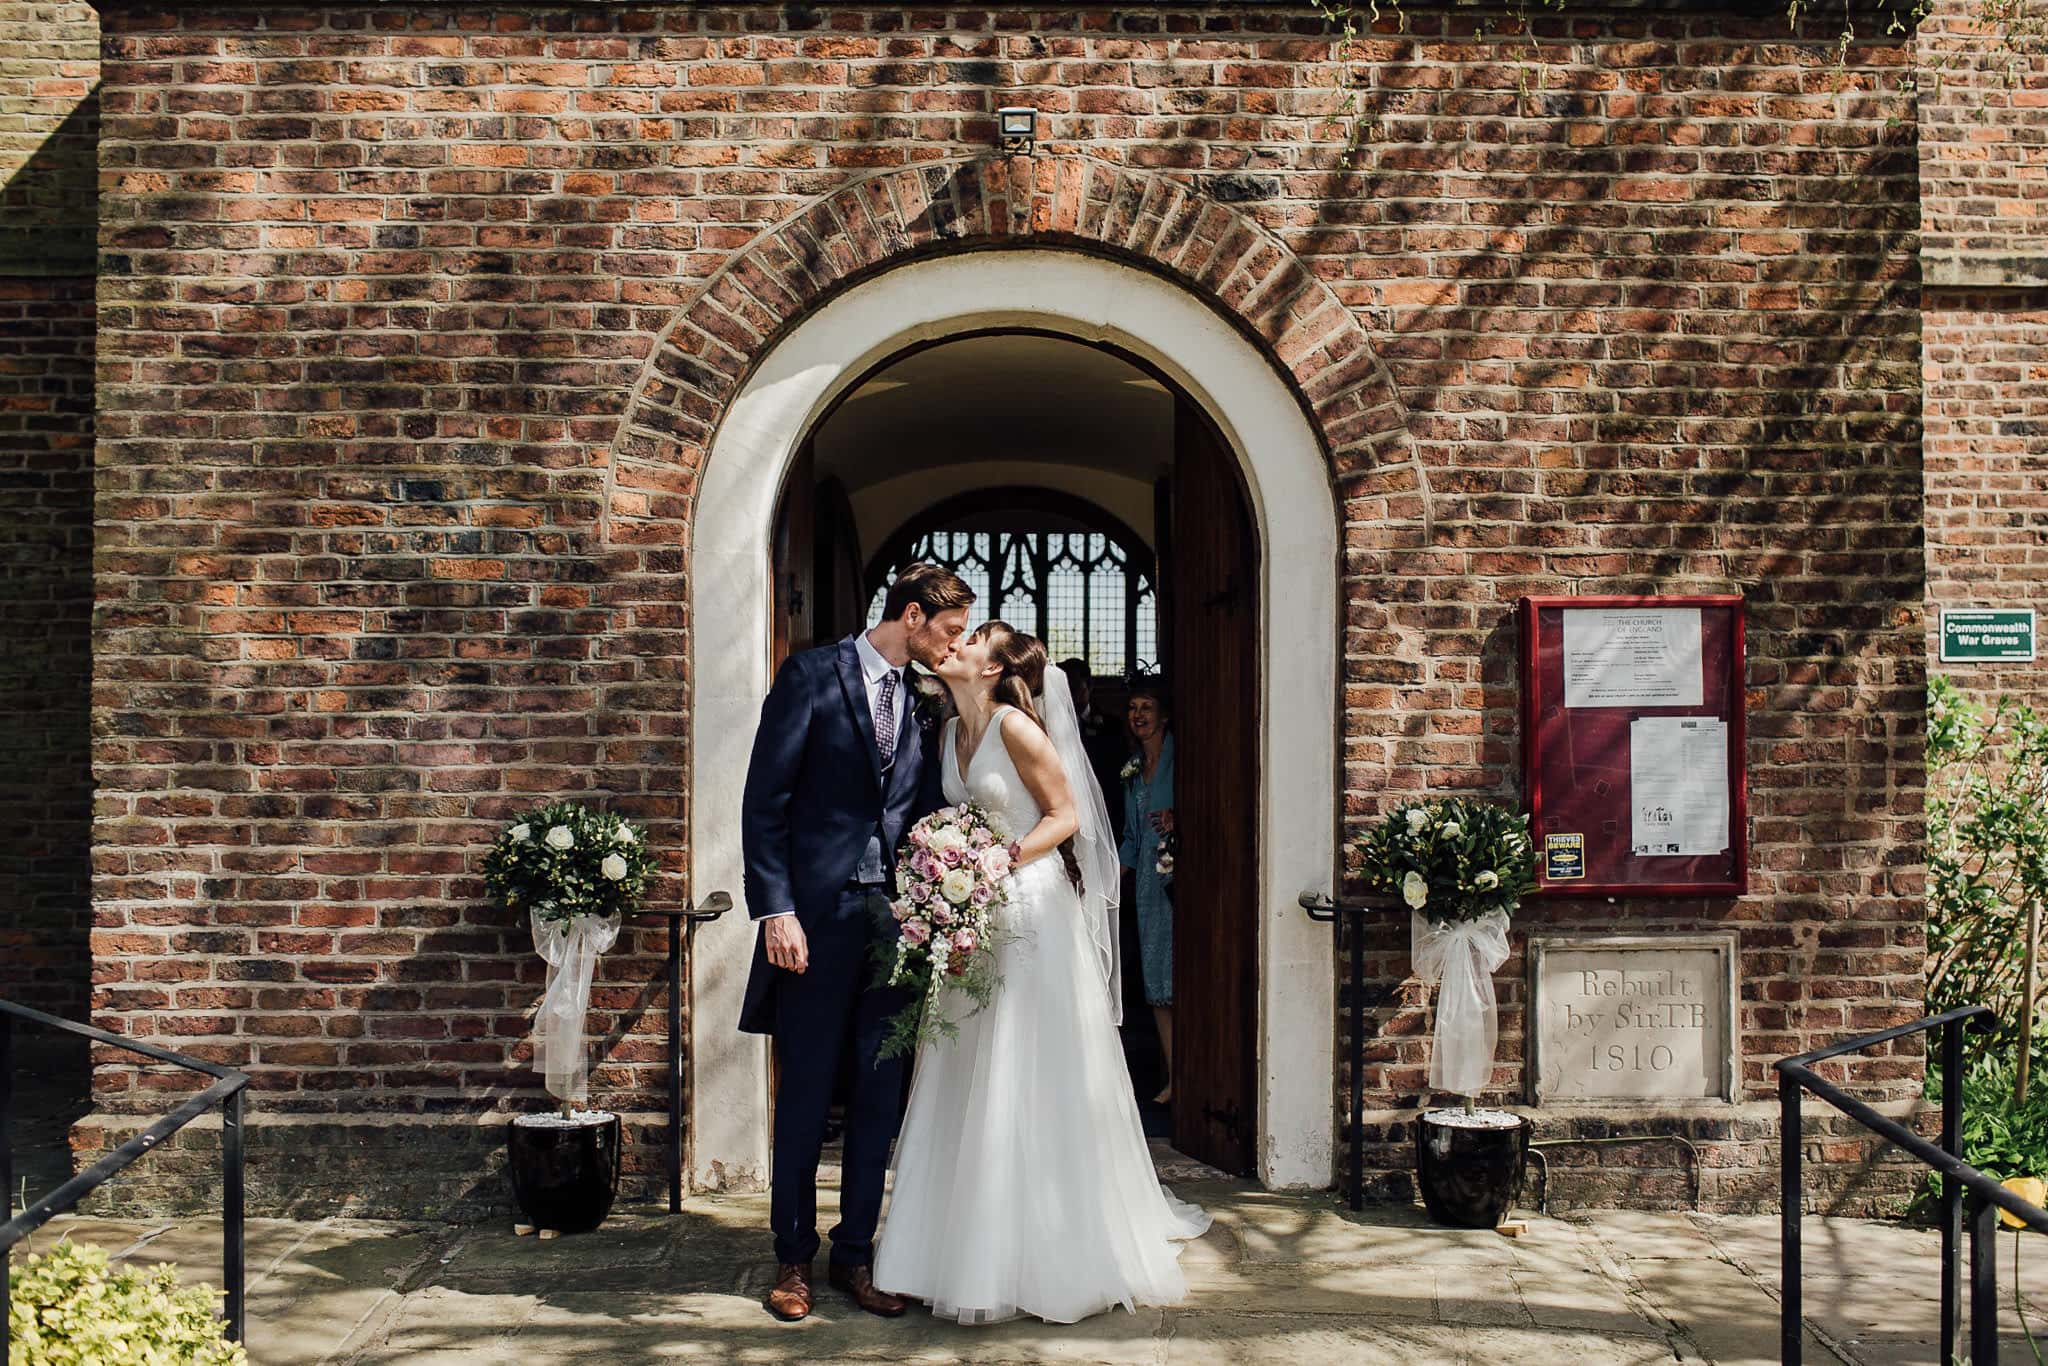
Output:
top-left (768, 334), bottom-right (1259, 1175)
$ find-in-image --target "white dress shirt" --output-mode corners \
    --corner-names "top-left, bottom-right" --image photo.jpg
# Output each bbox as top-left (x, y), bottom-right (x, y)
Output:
top-left (854, 629), bottom-right (911, 742)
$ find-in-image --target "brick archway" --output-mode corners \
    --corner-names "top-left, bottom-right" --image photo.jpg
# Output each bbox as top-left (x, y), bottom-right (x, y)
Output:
top-left (605, 153), bottom-right (1422, 544)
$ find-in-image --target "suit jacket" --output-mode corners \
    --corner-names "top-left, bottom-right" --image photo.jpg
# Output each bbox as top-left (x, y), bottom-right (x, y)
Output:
top-left (737, 635), bottom-right (944, 1035)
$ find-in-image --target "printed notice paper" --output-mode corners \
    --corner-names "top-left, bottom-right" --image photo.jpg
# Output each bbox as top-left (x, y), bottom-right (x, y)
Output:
top-left (1562, 608), bottom-right (1705, 709)
top-left (1629, 717), bottom-right (1729, 857)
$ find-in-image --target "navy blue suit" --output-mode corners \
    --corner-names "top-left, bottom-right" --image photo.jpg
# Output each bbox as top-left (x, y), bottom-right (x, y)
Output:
top-left (739, 636), bottom-right (943, 1269)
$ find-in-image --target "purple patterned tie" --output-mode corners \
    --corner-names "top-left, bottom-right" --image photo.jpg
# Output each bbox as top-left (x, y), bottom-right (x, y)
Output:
top-left (875, 668), bottom-right (899, 768)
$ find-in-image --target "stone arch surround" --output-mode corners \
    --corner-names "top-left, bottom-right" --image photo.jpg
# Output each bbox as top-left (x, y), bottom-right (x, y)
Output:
top-left (604, 153), bottom-right (1426, 546)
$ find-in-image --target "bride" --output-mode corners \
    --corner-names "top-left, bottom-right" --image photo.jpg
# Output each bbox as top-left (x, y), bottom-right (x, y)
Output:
top-left (873, 621), bottom-right (1211, 1324)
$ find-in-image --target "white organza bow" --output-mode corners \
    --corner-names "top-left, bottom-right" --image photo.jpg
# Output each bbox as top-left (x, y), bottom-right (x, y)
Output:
top-left (530, 909), bottom-right (621, 1107)
top-left (1410, 909), bottom-right (1511, 1097)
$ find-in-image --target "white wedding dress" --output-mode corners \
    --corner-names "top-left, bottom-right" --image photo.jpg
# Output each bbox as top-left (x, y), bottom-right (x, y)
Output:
top-left (873, 706), bottom-right (1211, 1324)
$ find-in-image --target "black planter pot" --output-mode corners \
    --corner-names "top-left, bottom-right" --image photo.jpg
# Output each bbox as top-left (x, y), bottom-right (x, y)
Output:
top-left (508, 1112), bottom-right (621, 1234)
top-left (1414, 1109), bottom-right (1529, 1229)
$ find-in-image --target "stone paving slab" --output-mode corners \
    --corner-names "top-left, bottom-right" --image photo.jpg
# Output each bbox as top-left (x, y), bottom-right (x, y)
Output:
top-left (31, 1183), bottom-right (2048, 1364)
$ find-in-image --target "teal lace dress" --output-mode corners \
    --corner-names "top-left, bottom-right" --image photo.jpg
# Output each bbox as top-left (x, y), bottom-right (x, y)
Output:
top-left (1117, 735), bottom-right (1176, 1008)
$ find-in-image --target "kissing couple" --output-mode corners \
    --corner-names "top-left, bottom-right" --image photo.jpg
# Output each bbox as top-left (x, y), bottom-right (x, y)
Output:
top-left (738, 561), bottom-right (1209, 1325)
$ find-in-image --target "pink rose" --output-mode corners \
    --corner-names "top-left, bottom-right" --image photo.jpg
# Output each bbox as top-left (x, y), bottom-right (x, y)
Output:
top-left (951, 928), bottom-right (977, 955)
top-left (909, 880), bottom-right (932, 905)
top-left (977, 846), bottom-right (1012, 880)
top-left (969, 826), bottom-right (993, 849)
top-left (910, 826), bottom-right (932, 849)
top-left (917, 851), bottom-right (943, 881)
top-left (932, 903), bottom-right (956, 929)
top-left (969, 882), bottom-right (993, 907)
top-left (900, 919), bottom-right (930, 946)
top-left (891, 899), bottom-right (912, 922)
top-left (940, 844), bottom-right (964, 867)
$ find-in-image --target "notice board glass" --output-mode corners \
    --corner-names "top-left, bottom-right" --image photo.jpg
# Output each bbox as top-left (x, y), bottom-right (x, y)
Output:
top-left (1520, 595), bottom-right (1747, 898)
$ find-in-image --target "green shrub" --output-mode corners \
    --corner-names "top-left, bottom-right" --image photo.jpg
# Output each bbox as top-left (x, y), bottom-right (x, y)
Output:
top-left (1930, 1048), bottom-right (2048, 1186)
top-left (7, 1240), bottom-right (247, 1366)
top-left (1926, 676), bottom-right (2048, 1049)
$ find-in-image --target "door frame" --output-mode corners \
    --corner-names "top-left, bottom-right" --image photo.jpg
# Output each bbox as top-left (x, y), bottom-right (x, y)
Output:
top-left (686, 249), bottom-right (1339, 1191)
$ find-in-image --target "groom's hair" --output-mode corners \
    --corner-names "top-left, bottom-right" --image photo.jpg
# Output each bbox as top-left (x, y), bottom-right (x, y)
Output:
top-left (881, 561), bottom-right (975, 622)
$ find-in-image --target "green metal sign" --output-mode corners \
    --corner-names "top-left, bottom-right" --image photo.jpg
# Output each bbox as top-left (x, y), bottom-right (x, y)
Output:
top-left (1939, 609), bottom-right (2036, 663)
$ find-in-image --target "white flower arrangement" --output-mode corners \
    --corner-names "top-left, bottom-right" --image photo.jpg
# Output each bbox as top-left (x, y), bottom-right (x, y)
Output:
top-left (483, 801), bottom-right (656, 924)
top-left (1353, 799), bottom-right (1535, 926)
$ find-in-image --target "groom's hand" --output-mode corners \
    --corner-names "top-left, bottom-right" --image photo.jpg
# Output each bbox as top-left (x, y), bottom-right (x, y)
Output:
top-left (764, 915), bottom-right (809, 974)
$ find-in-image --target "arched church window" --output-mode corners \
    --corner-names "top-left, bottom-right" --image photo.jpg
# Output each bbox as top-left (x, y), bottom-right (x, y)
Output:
top-left (866, 510), bottom-right (1158, 677)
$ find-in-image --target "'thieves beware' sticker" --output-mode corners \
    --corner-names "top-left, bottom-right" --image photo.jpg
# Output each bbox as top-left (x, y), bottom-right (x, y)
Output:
top-left (1545, 833), bottom-right (1586, 881)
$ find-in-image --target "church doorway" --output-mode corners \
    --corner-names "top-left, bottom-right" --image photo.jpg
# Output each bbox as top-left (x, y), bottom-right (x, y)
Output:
top-left (765, 332), bottom-right (1260, 1176)
top-left (683, 249), bottom-right (1337, 1195)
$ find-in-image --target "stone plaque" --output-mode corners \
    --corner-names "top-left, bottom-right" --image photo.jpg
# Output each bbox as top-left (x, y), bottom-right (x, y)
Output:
top-left (1528, 934), bottom-right (1736, 1104)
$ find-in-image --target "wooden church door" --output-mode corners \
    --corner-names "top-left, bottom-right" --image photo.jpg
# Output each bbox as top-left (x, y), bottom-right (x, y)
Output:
top-left (1166, 400), bottom-right (1260, 1177)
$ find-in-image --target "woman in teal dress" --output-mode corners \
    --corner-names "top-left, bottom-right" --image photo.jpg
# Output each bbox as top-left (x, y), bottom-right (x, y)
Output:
top-left (1117, 680), bottom-right (1175, 1106)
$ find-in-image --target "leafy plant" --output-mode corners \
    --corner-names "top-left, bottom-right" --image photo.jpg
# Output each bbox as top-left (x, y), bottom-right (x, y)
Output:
top-left (7, 1240), bottom-right (247, 1366)
top-left (481, 801), bottom-right (656, 925)
top-left (1352, 798), bottom-right (1536, 925)
top-left (1926, 1048), bottom-right (2048, 1201)
top-left (1926, 678), bottom-right (2048, 1099)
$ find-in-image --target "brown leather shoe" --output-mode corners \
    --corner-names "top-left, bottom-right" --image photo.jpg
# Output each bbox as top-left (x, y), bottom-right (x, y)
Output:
top-left (765, 1261), bottom-right (813, 1321)
top-left (828, 1262), bottom-right (908, 1317)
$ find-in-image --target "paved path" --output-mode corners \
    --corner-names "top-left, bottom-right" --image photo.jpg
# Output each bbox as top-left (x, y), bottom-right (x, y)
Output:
top-left (20, 1182), bottom-right (2048, 1364)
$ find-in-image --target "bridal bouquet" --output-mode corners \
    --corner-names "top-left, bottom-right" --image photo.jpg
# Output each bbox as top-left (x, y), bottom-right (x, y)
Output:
top-left (875, 802), bottom-right (1016, 1059)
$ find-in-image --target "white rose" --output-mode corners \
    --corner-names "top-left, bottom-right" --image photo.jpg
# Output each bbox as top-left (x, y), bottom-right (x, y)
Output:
top-left (1405, 809), bottom-right (1429, 835)
top-left (601, 853), bottom-right (628, 880)
top-left (614, 825), bottom-right (636, 845)
top-left (977, 845), bottom-right (1012, 880)
top-left (1438, 821), bottom-right (1462, 839)
top-left (1401, 870), bottom-right (1428, 910)
top-left (1475, 870), bottom-right (1499, 890)
top-left (509, 823), bottom-right (531, 843)
top-left (545, 825), bottom-right (574, 851)
top-left (940, 867), bottom-right (976, 905)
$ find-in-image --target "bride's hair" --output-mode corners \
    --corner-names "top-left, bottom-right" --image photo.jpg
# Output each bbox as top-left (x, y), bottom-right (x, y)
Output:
top-left (972, 622), bottom-right (1082, 891)
top-left (974, 621), bottom-right (1048, 733)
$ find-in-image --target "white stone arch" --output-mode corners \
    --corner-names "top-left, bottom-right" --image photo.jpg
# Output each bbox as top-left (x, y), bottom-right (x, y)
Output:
top-left (688, 249), bottom-right (1338, 1191)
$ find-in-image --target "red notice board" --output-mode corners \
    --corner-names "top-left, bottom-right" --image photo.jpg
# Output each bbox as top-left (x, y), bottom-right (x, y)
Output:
top-left (1520, 595), bottom-right (1747, 898)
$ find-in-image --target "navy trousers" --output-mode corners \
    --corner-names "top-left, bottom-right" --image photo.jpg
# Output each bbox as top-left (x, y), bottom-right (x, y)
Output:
top-left (769, 887), bottom-right (909, 1269)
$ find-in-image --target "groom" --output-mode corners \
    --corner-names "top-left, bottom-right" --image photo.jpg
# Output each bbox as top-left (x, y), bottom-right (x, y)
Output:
top-left (739, 562), bottom-right (975, 1322)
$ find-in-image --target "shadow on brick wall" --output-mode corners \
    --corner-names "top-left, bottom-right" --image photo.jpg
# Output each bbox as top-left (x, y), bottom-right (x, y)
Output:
top-left (0, 254), bottom-right (95, 1021)
top-left (0, 88), bottom-right (99, 275)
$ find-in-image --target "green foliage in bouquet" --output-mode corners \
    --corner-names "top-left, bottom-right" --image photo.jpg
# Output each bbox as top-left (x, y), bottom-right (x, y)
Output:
top-left (7, 1240), bottom-right (247, 1366)
top-left (871, 932), bottom-right (1003, 1063)
top-left (481, 801), bottom-right (656, 924)
top-left (1352, 798), bottom-right (1536, 925)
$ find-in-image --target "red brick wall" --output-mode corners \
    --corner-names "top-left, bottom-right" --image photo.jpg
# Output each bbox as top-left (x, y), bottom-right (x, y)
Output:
top-left (1920, 0), bottom-right (2048, 706)
top-left (86, 2), bottom-right (1923, 1212)
top-left (0, 2), bottom-right (99, 1022)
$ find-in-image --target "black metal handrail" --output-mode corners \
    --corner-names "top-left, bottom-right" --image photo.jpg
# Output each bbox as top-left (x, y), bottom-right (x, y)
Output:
top-left (2, 999), bottom-right (251, 1352)
top-left (1300, 891), bottom-right (1402, 1210)
top-left (631, 891), bottom-right (732, 1213)
top-left (1776, 1004), bottom-right (2048, 1366)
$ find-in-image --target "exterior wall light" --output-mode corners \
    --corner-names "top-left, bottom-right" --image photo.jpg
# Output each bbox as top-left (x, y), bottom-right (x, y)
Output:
top-left (997, 106), bottom-right (1038, 154)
